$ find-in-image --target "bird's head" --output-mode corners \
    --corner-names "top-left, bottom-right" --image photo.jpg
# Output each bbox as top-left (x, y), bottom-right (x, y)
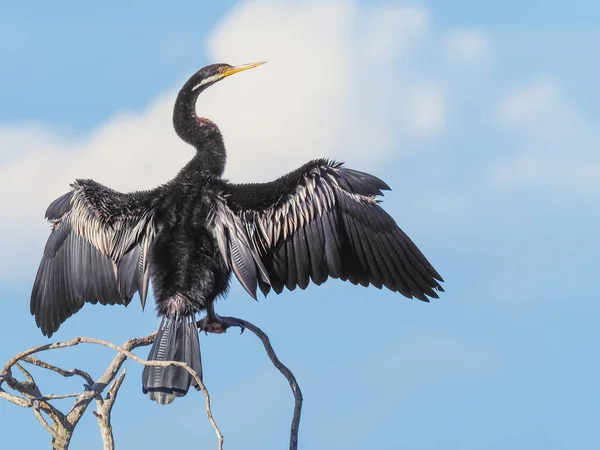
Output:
top-left (173, 61), bottom-right (266, 174)
top-left (184, 61), bottom-right (267, 94)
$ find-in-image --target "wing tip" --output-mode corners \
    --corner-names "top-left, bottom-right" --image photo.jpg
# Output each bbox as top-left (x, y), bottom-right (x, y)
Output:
top-left (44, 190), bottom-right (75, 220)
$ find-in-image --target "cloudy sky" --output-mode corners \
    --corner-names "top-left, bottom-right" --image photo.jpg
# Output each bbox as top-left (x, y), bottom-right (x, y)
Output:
top-left (1, 1), bottom-right (598, 449)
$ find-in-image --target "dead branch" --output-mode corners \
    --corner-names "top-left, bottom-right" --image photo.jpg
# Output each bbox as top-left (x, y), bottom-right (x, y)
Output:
top-left (22, 355), bottom-right (96, 387)
top-left (0, 332), bottom-right (218, 450)
top-left (1, 316), bottom-right (301, 450)
top-left (208, 317), bottom-right (303, 450)
top-left (92, 370), bottom-right (127, 450)
top-left (33, 399), bottom-right (59, 439)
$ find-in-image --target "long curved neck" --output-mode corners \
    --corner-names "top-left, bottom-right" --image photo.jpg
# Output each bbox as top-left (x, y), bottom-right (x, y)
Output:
top-left (173, 84), bottom-right (226, 177)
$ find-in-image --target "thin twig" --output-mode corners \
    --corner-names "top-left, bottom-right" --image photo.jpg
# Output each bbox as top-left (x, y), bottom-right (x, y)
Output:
top-left (204, 317), bottom-right (303, 450)
top-left (2, 316), bottom-right (300, 450)
top-left (35, 393), bottom-right (82, 401)
top-left (22, 355), bottom-right (95, 387)
top-left (0, 368), bottom-right (66, 426)
top-left (1, 332), bottom-right (223, 450)
top-left (103, 369), bottom-right (127, 414)
top-left (15, 362), bottom-right (36, 384)
top-left (74, 337), bottom-right (224, 450)
top-left (0, 387), bottom-right (31, 407)
top-left (11, 363), bottom-right (42, 398)
top-left (63, 335), bottom-right (154, 429)
top-left (94, 370), bottom-right (127, 450)
top-left (33, 400), bottom-right (58, 439)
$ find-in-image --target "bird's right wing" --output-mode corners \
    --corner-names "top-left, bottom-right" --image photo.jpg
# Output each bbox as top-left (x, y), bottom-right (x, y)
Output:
top-left (31, 179), bottom-right (158, 337)
top-left (210, 159), bottom-right (443, 301)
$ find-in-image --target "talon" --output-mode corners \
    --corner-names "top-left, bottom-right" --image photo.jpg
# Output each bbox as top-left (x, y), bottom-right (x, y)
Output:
top-left (199, 312), bottom-right (246, 335)
top-left (198, 303), bottom-right (246, 335)
top-left (220, 316), bottom-right (246, 334)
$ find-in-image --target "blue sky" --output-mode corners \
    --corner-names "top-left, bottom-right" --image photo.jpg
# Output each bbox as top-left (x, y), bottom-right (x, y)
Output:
top-left (1, 1), bottom-right (598, 449)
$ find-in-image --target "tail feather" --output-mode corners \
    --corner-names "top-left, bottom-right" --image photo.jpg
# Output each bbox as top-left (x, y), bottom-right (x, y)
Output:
top-left (142, 316), bottom-right (202, 405)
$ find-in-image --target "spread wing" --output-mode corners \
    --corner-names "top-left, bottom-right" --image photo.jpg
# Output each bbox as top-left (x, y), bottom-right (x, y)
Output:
top-left (31, 179), bottom-right (158, 337)
top-left (210, 159), bottom-right (443, 301)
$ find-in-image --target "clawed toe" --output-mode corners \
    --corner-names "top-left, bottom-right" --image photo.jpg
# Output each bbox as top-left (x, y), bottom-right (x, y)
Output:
top-left (199, 314), bottom-right (245, 335)
top-left (220, 316), bottom-right (245, 334)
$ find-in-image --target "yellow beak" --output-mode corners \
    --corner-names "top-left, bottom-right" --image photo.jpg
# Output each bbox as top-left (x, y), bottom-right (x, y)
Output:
top-left (221, 61), bottom-right (267, 78)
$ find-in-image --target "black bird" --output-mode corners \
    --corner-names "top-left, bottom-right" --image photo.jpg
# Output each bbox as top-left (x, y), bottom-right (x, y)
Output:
top-left (30, 61), bottom-right (444, 405)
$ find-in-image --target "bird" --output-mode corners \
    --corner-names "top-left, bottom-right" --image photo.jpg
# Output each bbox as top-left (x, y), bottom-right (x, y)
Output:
top-left (30, 61), bottom-right (444, 405)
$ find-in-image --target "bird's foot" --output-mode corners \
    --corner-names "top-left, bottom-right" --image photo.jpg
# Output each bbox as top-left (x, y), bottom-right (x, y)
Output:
top-left (198, 314), bottom-right (246, 335)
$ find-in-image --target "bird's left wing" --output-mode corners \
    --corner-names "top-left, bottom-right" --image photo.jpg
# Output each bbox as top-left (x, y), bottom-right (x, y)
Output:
top-left (31, 179), bottom-right (158, 337)
top-left (210, 159), bottom-right (443, 300)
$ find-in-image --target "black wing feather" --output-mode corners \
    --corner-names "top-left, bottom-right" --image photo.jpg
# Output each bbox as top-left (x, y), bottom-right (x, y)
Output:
top-left (31, 180), bottom-right (157, 337)
top-left (307, 219), bottom-right (327, 285)
top-left (212, 159), bottom-right (443, 302)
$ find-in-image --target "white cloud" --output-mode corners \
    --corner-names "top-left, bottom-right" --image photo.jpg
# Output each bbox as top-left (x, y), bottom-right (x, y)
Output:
top-left (0, 97), bottom-right (188, 280)
top-left (488, 78), bottom-right (600, 195)
top-left (443, 29), bottom-right (490, 66)
top-left (0, 1), bottom-right (456, 282)
top-left (403, 83), bottom-right (446, 136)
top-left (496, 78), bottom-right (562, 129)
top-left (361, 4), bottom-right (430, 61)
top-left (204, 0), bottom-right (442, 178)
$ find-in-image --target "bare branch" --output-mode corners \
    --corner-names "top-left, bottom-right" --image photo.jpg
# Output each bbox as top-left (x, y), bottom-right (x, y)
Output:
top-left (22, 355), bottom-right (95, 388)
top-left (35, 393), bottom-right (82, 401)
top-left (0, 387), bottom-right (31, 407)
top-left (15, 362), bottom-right (36, 384)
top-left (61, 336), bottom-right (224, 449)
top-left (33, 400), bottom-right (58, 439)
top-left (102, 369), bottom-right (127, 415)
top-left (0, 368), bottom-right (67, 427)
top-left (0, 331), bottom-right (223, 450)
top-left (212, 318), bottom-right (303, 450)
top-left (5, 364), bottom-right (42, 398)
top-left (2, 316), bottom-right (301, 450)
top-left (93, 370), bottom-right (127, 450)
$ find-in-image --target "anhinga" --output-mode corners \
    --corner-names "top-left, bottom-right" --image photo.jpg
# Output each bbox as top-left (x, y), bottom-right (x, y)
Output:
top-left (30, 62), bottom-right (444, 405)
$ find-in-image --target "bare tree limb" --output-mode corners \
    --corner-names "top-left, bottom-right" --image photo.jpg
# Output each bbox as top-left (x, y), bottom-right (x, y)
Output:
top-left (0, 331), bottom-right (222, 449)
top-left (210, 318), bottom-right (303, 450)
top-left (33, 400), bottom-right (58, 439)
top-left (0, 386), bottom-right (31, 407)
top-left (0, 368), bottom-right (67, 426)
top-left (35, 393), bottom-right (82, 401)
top-left (22, 355), bottom-right (96, 388)
top-left (67, 336), bottom-right (224, 449)
top-left (15, 362), bottom-right (36, 384)
top-left (1, 316), bottom-right (301, 450)
top-left (93, 369), bottom-right (127, 450)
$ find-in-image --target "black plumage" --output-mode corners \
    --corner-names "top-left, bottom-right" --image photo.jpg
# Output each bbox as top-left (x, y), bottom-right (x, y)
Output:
top-left (30, 61), bottom-right (444, 405)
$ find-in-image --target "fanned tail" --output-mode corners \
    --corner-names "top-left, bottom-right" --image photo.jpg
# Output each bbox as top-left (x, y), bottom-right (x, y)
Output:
top-left (142, 316), bottom-right (202, 405)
